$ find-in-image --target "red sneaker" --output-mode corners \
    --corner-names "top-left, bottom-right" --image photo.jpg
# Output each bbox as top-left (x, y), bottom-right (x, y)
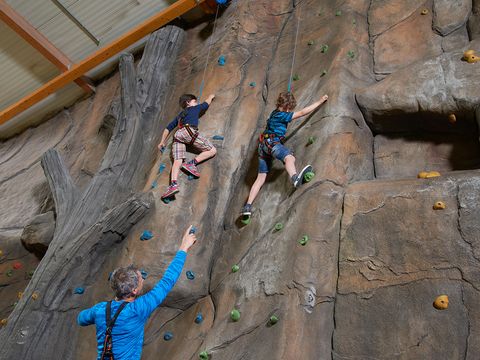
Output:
top-left (161, 183), bottom-right (179, 199)
top-left (181, 162), bottom-right (200, 177)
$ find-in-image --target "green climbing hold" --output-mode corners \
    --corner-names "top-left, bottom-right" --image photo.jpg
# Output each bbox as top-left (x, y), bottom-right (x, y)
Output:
top-left (292, 74), bottom-right (300, 81)
top-left (320, 44), bottom-right (329, 53)
top-left (241, 214), bottom-right (251, 225)
top-left (352, 19), bottom-right (357, 25)
top-left (231, 264), bottom-right (240, 273)
top-left (347, 50), bottom-right (356, 59)
top-left (299, 235), bottom-right (309, 246)
top-left (307, 40), bottom-right (314, 46)
top-left (6, 269), bottom-right (13, 277)
top-left (336, 10), bottom-right (342, 16)
top-left (199, 351), bottom-right (209, 360)
top-left (274, 223), bottom-right (284, 231)
top-left (304, 171), bottom-right (315, 182)
top-left (269, 315), bottom-right (279, 325)
top-left (307, 136), bottom-right (316, 145)
top-left (321, 70), bottom-right (328, 76)
top-left (230, 309), bottom-right (241, 322)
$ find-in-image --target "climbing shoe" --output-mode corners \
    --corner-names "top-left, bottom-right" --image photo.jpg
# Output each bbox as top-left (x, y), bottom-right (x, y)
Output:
top-left (294, 165), bottom-right (313, 188)
top-left (241, 204), bottom-right (252, 216)
top-left (182, 162), bottom-right (200, 178)
top-left (161, 183), bottom-right (179, 199)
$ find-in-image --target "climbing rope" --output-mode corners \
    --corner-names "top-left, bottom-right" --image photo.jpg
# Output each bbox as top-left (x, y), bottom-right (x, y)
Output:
top-left (198, 4), bottom-right (221, 100)
top-left (287, 2), bottom-right (302, 92)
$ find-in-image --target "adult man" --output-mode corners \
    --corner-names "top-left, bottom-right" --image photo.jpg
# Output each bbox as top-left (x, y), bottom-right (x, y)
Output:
top-left (77, 226), bottom-right (196, 359)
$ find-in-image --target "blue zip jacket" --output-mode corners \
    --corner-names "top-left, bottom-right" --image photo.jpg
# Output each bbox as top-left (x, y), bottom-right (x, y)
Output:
top-left (77, 251), bottom-right (187, 360)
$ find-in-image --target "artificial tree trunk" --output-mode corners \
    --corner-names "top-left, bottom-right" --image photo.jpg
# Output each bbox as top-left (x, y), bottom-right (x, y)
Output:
top-left (0, 25), bottom-right (184, 359)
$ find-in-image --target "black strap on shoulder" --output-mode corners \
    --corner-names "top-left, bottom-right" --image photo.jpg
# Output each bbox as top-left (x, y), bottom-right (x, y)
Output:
top-left (100, 301), bottom-right (128, 360)
top-left (106, 301), bottom-right (128, 334)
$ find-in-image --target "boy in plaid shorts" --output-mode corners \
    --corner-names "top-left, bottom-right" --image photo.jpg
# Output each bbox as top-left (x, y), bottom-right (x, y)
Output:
top-left (158, 93), bottom-right (216, 199)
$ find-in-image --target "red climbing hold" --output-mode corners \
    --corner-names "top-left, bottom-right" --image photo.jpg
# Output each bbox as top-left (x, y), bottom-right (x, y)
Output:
top-left (13, 262), bottom-right (22, 270)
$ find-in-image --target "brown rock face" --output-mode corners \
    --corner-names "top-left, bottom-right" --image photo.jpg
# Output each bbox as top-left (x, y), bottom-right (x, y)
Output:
top-left (1, 0), bottom-right (480, 359)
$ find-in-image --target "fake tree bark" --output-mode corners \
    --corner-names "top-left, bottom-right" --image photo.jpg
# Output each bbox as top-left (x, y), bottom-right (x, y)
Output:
top-left (0, 25), bottom-right (184, 359)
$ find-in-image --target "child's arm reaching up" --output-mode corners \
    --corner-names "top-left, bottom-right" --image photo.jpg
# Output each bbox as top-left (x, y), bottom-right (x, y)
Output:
top-left (292, 95), bottom-right (328, 120)
top-left (204, 94), bottom-right (215, 105)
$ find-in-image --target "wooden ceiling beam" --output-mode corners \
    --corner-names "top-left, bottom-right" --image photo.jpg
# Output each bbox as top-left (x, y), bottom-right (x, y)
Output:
top-left (0, 0), bottom-right (94, 93)
top-left (0, 0), bottom-right (205, 126)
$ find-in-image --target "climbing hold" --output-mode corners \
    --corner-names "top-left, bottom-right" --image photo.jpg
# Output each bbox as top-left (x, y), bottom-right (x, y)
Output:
top-left (158, 163), bottom-right (166, 174)
top-left (0, 319), bottom-right (7, 326)
top-left (108, 272), bottom-right (113, 281)
top-left (433, 295), bottom-right (449, 310)
top-left (335, 10), bottom-right (342, 16)
top-left (212, 135), bottom-right (225, 140)
top-left (17, 292), bottom-right (23, 300)
top-left (6, 270), bottom-right (13, 277)
top-left (321, 70), bottom-right (328, 76)
top-left (189, 226), bottom-right (197, 234)
top-left (249, 82), bottom-right (256, 87)
top-left (188, 174), bottom-right (195, 180)
top-left (31, 292), bottom-right (39, 301)
top-left (27, 270), bottom-right (34, 278)
top-left (307, 40), bottom-right (314, 46)
top-left (216, 0), bottom-right (227, 4)
top-left (347, 50), bottom-right (356, 59)
top-left (421, 8), bottom-right (429, 15)
top-left (320, 44), bottom-right (329, 53)
top-left (218, 55), bottom-right (226, 66)
top-left (299, 235), bottom-right (309, 246)
top-left (231, 264), bottom-right (240, 273)
top-left (230, 309), bottom-right (241, 322)
top-left (352, 19), bottom-right (356, 25)
top-left (195, 313), bottom-right (203, 324)
top-left (163, 331), bottom-right (173, 341)
top-left (74, 287), bottom-right (85, 295)
top-left (13, 262), bottom-right (22, 270)
top-left (433, 201), bottom-right (446, 210)
top-left (159, 145), bottom-right (166, 154)
top-left (140, 230), bottom-right (154, 241)
top-left (269, 315), bottom-right (279, 325)
top-left (292, 74), bottom-right (300, 81)
top-left (186, 270), bottom-right (195, 280)
top-left (463, 50), bottom-right (480, 63)
top-left (241, 215), bottom-right (251, 225)
top-left (307, 136), bottom-right (316, 145)
top-left (417, 171), bottom-right (428, 179)
top-left (304, 171), bottom-right (315, 182)
top-left (140, 270), bottom-right (148, 280)
top-left (151, 180), bottom-right (158, 189)
top-left (448, 114), bottom-right (456, 124)
top-left (425, 171), bottom-right (441, 178)
top-left (163, 197), bottom-right (171, 204)
top-left (0, 249), bottom-right (3, 257)
top-left (274, 223), bottom-right (284, 231)
top-left (199, 351), bottom-right (209, 360)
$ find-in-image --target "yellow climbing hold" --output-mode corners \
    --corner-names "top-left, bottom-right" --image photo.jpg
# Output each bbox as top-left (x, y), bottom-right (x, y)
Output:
top-left (17, 292), bottom-right (23, 300)
top-left (417, 171), bottom-right (429, 179)
top-left (433, 201), bottom-right (446, 210)
top-left (425, 171), bottom-right (441, 178)
top-left (448, 114), bottom-right (456, 124)
top-left (31, 292), bottom-right (39, 301)
top-left (0, 319), bottom-right (7, 326)
top-left (0, 249), bottom-right (3, 257)
top-left (421, 8), bottom-right (428, 15)
top-left (463, 50), bottom-right (480, 63)
top-left (433, 295), bottom-right (449, 310)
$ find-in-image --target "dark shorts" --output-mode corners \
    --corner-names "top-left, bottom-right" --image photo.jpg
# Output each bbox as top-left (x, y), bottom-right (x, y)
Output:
top-left (258, 142), bottom-right (292, 173)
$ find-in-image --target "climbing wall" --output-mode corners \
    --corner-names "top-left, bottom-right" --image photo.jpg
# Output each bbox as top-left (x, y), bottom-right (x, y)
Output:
top-left (1, 0), bottom-right (480, 359)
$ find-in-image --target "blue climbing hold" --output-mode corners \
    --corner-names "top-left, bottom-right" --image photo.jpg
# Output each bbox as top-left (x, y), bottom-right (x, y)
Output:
top-left (163, 331), bottom-right (173, 341)
top-left (140, 270), bottom-right (148, 280)
top-left (249, 82), bottom-right (256, 87)
top-left (188, 174), bottom-right (195, 180)
top-left (140, 230), bottom-right (153, 241)
top-left (158, 163), bottom-right (166, 174)
top-left (216, 0), bottom-right (227, 4)
top-left (218, 55), bottom-right (226, 66)
top-left (151, 180), bottom-right (158, 189)
top-left (189, 226), bottom-right (197, 234)
top-left (195, 313), bottom-right (203, 324)
top-left (159, 145), bottom-right (166, 153)
top-left (212, 135), bottom-right (224, 140)
top-left (108, 272), bottom-right (113, 281)
top-left (74, 287), bottom-right (85, 294)
top-left (186, 270), bottom-right (195, 280)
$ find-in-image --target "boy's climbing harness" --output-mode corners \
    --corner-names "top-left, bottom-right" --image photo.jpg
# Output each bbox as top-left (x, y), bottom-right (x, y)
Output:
top-left (140, 230), bottom-right (153, 241)
top-left (195, 313), bottom-right (204, 324)
top-left (433, 201), bottom-right (446, 210)
top-left (433, 295), bottom-right (449, 310)
top-left (74, 287), bottom-right (85, 294)
top-left (186, 270), bottom-right (195, 280)
top-left (163, 331), bottom-right (173, 341)
top-left (230, 309), bottom-right (241, 321)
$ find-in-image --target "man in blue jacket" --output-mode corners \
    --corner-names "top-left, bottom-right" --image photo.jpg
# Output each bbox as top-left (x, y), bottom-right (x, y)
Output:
top-left (77, 226), bottom-right (196, 359)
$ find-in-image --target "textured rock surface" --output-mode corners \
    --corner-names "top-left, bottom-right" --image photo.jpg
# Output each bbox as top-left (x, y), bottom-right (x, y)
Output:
top-left (20, 212), bottom-right (55, 256)
top-left (0, 0), bottom-right (480, 359)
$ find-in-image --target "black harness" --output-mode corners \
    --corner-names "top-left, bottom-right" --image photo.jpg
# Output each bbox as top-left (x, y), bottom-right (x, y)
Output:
top-left (174, 109), bottom-right (199, 145)
top-left (100, 301), bottom-right (128, 360)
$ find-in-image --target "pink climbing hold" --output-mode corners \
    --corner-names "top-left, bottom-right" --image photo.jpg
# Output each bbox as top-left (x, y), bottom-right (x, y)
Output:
top-left (13, 262), bottom-right (22, 270)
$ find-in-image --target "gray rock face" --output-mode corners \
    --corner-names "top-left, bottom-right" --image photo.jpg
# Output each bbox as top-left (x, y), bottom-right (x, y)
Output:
top-left (433, 0), bottom-right (471, 35)
top-left (20, 211), bottom-right (55, 256)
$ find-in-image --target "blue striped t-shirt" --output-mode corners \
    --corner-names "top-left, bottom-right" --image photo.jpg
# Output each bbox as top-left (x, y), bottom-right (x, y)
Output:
top-left (264, 110), bottom-right (294, 137)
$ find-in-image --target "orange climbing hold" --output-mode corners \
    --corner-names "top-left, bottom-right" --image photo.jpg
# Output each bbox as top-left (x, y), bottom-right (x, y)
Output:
top-left (448, 114), bottom-right (456, 124)
top-left (433, 295), bottom-right (449, 310)
top-left (0, 319), bottom-right (7, 326)
top-left (433, 201), bottom-right (446, 210)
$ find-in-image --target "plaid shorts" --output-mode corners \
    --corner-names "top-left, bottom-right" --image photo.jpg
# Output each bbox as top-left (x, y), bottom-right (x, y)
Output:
top-left (172, 127), bottom-right (213, 160)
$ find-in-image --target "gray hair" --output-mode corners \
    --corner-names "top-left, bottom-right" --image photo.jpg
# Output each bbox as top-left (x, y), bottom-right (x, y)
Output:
top-left (110, 265), bottom-right (139, 299)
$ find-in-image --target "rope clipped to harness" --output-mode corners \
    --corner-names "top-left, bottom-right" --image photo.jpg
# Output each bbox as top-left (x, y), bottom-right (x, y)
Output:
top-left (100, 301), bottom-right (128, 360)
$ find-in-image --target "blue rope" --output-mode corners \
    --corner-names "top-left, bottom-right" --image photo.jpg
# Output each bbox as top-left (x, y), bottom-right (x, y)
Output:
top-left (288, 3), bottom-right (301, 92)
top-left (199, 5), bottom-right (221, 100)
